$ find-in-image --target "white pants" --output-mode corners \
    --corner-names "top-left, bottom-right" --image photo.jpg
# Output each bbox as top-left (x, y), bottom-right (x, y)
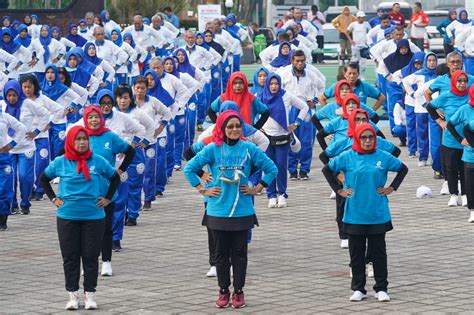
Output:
top-left (351, 46), bottom-right (367, 81)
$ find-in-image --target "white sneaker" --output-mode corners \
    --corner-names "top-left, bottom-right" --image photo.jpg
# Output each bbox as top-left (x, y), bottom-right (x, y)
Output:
top-left (367, 263), bottom-right (374, 278)
top-left (340, 239), bottom-right (349, 248)
top-left (268, 198), bottom-right (277, 208)
top-left (65, 291), bottom-right (79, 310)
top-left (374, 291), bottom-right (390, 302)
top-left (440, 181), bottom-right (449, 195)
top-left (349, 290), bottom-right (367, 302)
top-left (448, 194), bottom-right (459, 207)
top-left (53, 177), bottom-right (60, 184)
top-left (417, 160), bottom-right (426, 167)
top-left (101, 261), bottom-right (112, 276)
top-left (84, 292), bottom-right (97, 310)
top-left (277, 195), bottom-right (287, 208)
top-left (468, 211), bottom-right (474, 223)
top-left (330, 191), bottom-right (336, 199)
top-left (461, 195), bottom-right (468, 207)
top-left (206, 266), bottom-right (217, 277)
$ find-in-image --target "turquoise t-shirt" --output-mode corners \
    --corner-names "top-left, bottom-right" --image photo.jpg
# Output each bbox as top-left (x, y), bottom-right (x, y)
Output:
top-left (324, 81), bottom-right (381, 104)
top-left (44, 154), bottom-right (117, 220)
top-left (326, 136), bottom-right (395, 158)
top-left (449, 104), bottom-right (474, 163)
top-left (316, 102), bottom-right (376, 121)
top-left (211, 97), bottom-right (268, 124)
top-left (89, 131), bottom-right (129, 166)
top-left (429, 74), bottom-right (474, 94)
top-left (329, 149), bottom-right (402, 225)
top-left (324, 117), bottom-right (379, 144)
top-left (431, 91), bottom-right (469, 149)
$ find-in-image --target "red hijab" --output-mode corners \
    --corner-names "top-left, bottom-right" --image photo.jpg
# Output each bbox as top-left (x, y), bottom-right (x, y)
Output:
top-left (83, 105), bottom-right (110, 136)
top-left (334, 80), bottom-right (353, 105)
top-left (64, 126), bottom-right (92, 180)
top-left (352, 123), bottom-right (377, 154)
top-left (469, 84), bottom-right (474, 106)
top-left (341, 93), bottom-right (360, 119)
top-left (347, 109), bottom-right (369, 137)
top-left (211, 110), bottom-right (246, 146)
top-left (450, 70), bottom-right (469, 96)
top-left (220, 72), bottom-right (255, 124)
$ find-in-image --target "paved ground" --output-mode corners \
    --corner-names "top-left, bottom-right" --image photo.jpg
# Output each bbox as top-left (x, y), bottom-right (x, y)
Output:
top-left (1, 125), bottom-right (473, 314)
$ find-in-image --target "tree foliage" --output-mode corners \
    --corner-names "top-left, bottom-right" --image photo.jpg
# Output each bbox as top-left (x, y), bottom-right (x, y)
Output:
top-left (109, 0), bottom-right (186, 24)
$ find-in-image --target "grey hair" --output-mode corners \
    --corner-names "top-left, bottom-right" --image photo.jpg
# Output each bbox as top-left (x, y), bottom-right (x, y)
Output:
top-left (150, 56), bottom-right (163, 66)
top-left (446, 51), bottom-right (462, 61)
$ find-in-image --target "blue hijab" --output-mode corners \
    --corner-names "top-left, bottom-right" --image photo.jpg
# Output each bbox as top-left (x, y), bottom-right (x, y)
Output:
top-left (195, 32), bottom-right (210, 50)
top-left (272, 29), bottom-right (285, 46)
top-left (401, 51), bottom-right (425, 77)
top-left (122, 32), bottom-right (136, 48)
top-left (174, 48), bottom-right (196, 77)
top-left (39, 25), bottom-right (53, 63)
top-left (41, 64), bottom-right (69, 101)
top-left (261, 73), bottom-right (287, 129)
top-left (296, 21), bottom-right (308, 37)
top-left (78, 19), bottom-right (88, 34)
top-left (250, 67), bottom-right (269, 97)
top-left (219, 101), bottom-right (256, 136)
top-left (163, 56), bottom-right (180, 77)
top-left (143, 17), bottom-right (150, 25)
top-left (100, 10), bottom-right (110, 23)
top-left (144, 69), bottom-right (175, 106)
top-left (1, 28), bottom-right (21, 54)
top-left (203, 30), bottom-right (225, 56)
top-left (66, 24), bottom-right (87, 47)
top-left (270, 42), bottom-right (292, 68)
top-left (414, 52), bottom-right (438, 82)
top-left (11, 20), bottom-right (20, 38)
top-left (286, 27), bottom-right (299, 46)
top-left (110, 28), bottom-right (123, 47)
top-left (51, 26), bottom-right (62, 40)
top-left (458, 9), bottom-right (471, 24)
top-left (3, 80), bottom-right (26, 136)
top-left (383, 39), bottom-right (413, 74)
top-left (71, 47), bottom-right (97, 74)
top-left (66, 49), bottom-right (92, 87)
top-left (225, 14), bottom-right (240, 34)
top-left (83, 42), bottom-right (103, 65)
top-left (14, 24), bottom-right (31, 47)
top-left (97, 89), bottom-right (115, 119)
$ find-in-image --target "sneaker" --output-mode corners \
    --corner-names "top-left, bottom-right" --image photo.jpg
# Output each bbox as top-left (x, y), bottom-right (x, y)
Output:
top-left (349, 290), bottom-right (367, 302)
top-left (125, 218), bottom-right (137, 226)
top-left (299, 171), bottom-right (309, 180)
top-left (330, 191), bottom-right (336, 199)
top-left (155, 191), bottom-right (164, 197)
top-left (367, 263), bottom-right (374, 277)
top-left (34, 192), bottom-right (44, 201)
top-left (399, 141), bottom-right (407, 147)
top-left (112, 240), bottom-right (121, 252)
top-left (277, 195), bottom-right (287, 208)
top-left (231, 291), bottom-right (246, 308)
top-left (215, 292), bottom-right (230, 308)
top-left (448, 194), bottom-right (459, 207)
top-left (374, 291), bottom-right (390, 302)
top-left (440, 181), bottom-right (449, 195)
top-left (461, 195), bottom-right (468, 207)
top-left (289, 172), bottom-right (298, 180)
top-left (468, 211), bottom-right (474, 223)
top-left (408, 152), bottom-right (417, 158)
top-left (65, 291), bottom-right (79, 310)
top-left (84, 291), bottom-right (97, 310)
top-left (101, 261), bottom-right (113, 276)
top-left (268, 198), bottom-right (277, 208)
top-left (340, 239), bottom-right (349, 249)
top-left (196, 124), bottom-right (204, 132)
top-left (10, 206), bottom-right (19, 215)
top-left (20, 206), bottom-right (30, 215)
top-left (417, 160), bottom-right (426, 167)
top-left (173, 165), bottom-right (181, 171)
top-left (433, 171), bottom-right (443, 180)
top-left (142, 201), bottom-right (152, 211)
top-left (206, 266), bottom-right (217, 277)
top-left (0, 215), bottom-right (7, 231)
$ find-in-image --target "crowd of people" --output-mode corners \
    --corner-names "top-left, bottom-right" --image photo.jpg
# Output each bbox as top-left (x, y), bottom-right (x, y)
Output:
top-left (0, 3), bottom-right (473, 311)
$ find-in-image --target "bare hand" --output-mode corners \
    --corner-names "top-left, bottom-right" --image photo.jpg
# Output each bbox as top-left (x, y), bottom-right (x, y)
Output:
top-left (27, 59), bottom-right (38, 67)
top-left (437, 119), bottom-right (447, 129)
top-left (96, 197), bottom-right (111, 208)
top-left (0, 144), bottom-right (13, 153)
top-left (239, 185), bottom-right (258, 196)
top-left (337, 188), bottom-right (353, 198)
top-left (461, 138), bottom-right (469, 146)
top-left (43, 124), bottom-right (51, 132)
top-left (52, 58), bottom-right (59, 64)
top-left (436, 109), bottom-right (445, 120)
top-left (336, 173), bottom-right (345, 185)
top-left (307, 100), bottom-right (316, 108)
top-left (154, 125), bottom-right (165, 138)
top-left (377, 186), bottom-right (394, 195)
top-left (99, 82), bottom-right (108, 88)
top-left (53, 198), bottom-right (64, 207)
top-left (202, 187), bottom-right (221, 197)
top-left (201, 171), bottom-right (213, 182)
top-left (287, 124), bottom-right (297, 133)
top-left (25, 131), bottom-right (37, 140)
top-left (325, 134), bottom-right (334, 141)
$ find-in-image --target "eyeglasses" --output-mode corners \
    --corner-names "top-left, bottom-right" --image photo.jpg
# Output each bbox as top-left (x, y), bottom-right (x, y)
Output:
top-left (360, 135), bottom-right (374, 141)
top-left (449, 60), bottom-right (462, 64)
top-left (456, 78), bottom-right (468, 83)
top-left (99, 102), bottom-right (113, 107)
top-left (226, 124), bottom-right (242, 130)
top-left (355, 117), bottom-right (368, 123)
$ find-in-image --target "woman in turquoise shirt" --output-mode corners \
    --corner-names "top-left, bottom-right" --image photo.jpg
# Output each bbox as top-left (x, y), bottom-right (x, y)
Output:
top-left (427, 70), bottom-right (470, 207)
top-left (184, 110), bottom-right (277, 309)
top-left (40, 126), bottom-right (121, 311)
top-left (446, 85), bottom-right (474, 222)
top-left (322, 123), bottom-right (408, 303)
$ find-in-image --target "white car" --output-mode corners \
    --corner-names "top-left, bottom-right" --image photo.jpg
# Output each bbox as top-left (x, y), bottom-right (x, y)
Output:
top-left (424, 26), bottom-right (444, 57)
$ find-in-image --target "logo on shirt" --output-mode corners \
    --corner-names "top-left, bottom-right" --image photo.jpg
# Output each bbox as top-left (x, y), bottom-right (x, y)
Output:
top-left (4, 166), bottom-right (12, 174)
top-left (168, 124), bottom-right (175, 133)
top-left (89, 165), bottom-right (96, 172)
top-left (39, 148), bottom-right (49, 158)
top-left (104, 142), bottom-right (110, 149)
top-left (159, 138), bottom-right (167, 148)
top-left (375, 161), bottom-right (384, 170)
top-left (25, 151), bottom-right (34, 159)
top-left (188, 103), bottom-right (196, 111)
top-left (59, 131), bottom-right (66, 140)
top-left (178, 117), bottom-right (185, 125)
top-left (146, 148), bottom-right (156, 158)
top-left (120, 171), bottom-right (128, 182)
top-left (136, 163), bottom-right (145, 174)
top-left (213, 72), bottom-right (220, 79)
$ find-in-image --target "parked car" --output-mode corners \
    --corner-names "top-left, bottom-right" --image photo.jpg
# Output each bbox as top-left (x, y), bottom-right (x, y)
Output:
top-left (424, 26), bottom-right (444, 57)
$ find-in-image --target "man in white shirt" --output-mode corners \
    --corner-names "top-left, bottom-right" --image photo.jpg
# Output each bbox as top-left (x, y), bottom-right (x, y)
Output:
top-left (122, 15), bottom-right (161, 54)
top-left (283, 7), bottom-right (318, 40)
top-left (150, 14), bottom-right (177, 57)
top-left (347, 11), bottom-right (371, 80)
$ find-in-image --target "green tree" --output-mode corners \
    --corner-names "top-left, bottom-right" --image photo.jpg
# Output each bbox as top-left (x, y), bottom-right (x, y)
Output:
top-left (110, 0), bottom-right (186, 24)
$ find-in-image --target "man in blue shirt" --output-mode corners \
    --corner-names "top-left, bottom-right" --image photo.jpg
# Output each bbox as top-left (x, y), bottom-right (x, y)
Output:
top-left (319, 63), bottom-right (386, 111)
top-left (163, 7), bottom-right (180, 28)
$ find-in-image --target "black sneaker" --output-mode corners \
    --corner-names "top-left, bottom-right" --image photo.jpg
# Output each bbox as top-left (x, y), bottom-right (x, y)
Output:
top-left (10, 206), bottom-right (19, 215)
top-left (20, 206), bottom-right (30, 215)
top-left (289, 172), bottom-right (299, 181)
top-left (299, 171), bottom-right (309, 180)
top-left (112, 240), bottom-right (121, 252)
top-left (155, 191), bottom-right (164, 197)
top-left (142, 201), bottom-right (152, 211)
top-left (125, 218), bottom-right (137, 226)
top-left (0, 215), bottom-right (7, 231)
top-left (399, 141), bottom-right (407, 147)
